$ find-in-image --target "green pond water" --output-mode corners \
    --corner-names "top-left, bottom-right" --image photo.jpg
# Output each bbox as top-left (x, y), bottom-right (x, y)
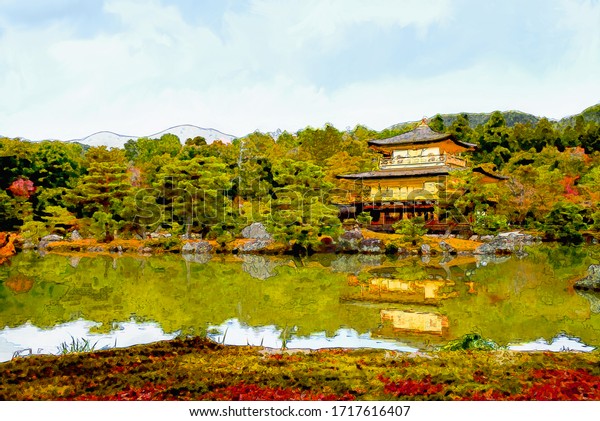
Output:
top-left (1, 246), bottom-right (600, 361)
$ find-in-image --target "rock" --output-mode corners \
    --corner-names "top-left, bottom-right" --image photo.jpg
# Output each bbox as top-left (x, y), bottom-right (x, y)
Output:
top-left (238, 239), bottom-right (272, 253)
top-left (574, 265), bottom-right (600, 292)
top-left (38, 234), bottom-right (63, 249)
top-left (22, 240), bottom-right (36, 250)
top-left (337, 229), bottom-right (363, 252)
top-left (86, 246), bottom-right (105, 253)
top-left (182, 241), bottom-right (213, 254)
top-left (109, 245), bottom-right (123, 253)
top-left (195, 241), bottom-right (213, 254)
top-left (420, 243), bottom-right (431, 255)
top-left (469, 235), bottom-right (479, 242)
top-left (241, 223), bottom-right (273, 240)
top-left (150, 233), bottom-right (161, 239)
top-left (359, 238), bottom-right (385, 254)
top-left (439, 240), bottom-right (456, 254)
top-left (474, 232), bottom-right (537, 255)
top-left (341, 229), bottom-right (363, 240)
top-left (70, 230), bottom-right (82, 241)
top-left (138, 246), bottom-right (153, 255)
top-left (181, 242), bottom-right (196, 254)
top-left (479, 235), bottom-right (494, 242)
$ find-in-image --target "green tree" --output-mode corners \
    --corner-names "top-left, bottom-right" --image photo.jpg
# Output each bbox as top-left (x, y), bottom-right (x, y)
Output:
top-left (542, 202), bottom-right (587, 244)
top-left (153, 156), bottom-right (233, 238)
top-left (393, 217), bottom-right (427, 246)
top-left (269, 159), bottom-right (342, 253)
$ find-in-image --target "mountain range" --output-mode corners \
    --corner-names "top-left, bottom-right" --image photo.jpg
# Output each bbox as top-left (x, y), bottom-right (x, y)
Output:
top-left (70, 125), bottom-right (236, 148)
top-left (388, 103), bottom-right (600, 131)
top-left (3, 103), bottom-right (599, 148)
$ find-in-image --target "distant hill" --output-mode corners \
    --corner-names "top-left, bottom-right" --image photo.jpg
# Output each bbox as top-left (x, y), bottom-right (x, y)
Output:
top-left (69, 125), bottom-right (236, 148)
top-left (387, 111), bottom-right (541, 131)
top-left (436, 110), bottom-right (541, 128)
top-left (386, 104), bottom-right (600, 131)
top-left (559, 103), bottom-right (600, 126)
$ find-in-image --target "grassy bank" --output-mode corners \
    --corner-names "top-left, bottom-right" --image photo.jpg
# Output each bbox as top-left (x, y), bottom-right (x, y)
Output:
top-left (2, 337), bottom-right (600, 401)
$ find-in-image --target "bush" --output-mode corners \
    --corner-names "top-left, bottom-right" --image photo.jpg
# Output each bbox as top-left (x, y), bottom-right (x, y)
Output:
top-left (393, 217), bottom-right (427, 246)
top-left (356, 212), bottom-right (372, 227)
top-left (472, 211), bottom-right (509, 235)
top-left (542, 202), bottom-right (587, 245)
top-left (440, 333), bottom-right (501, 351)
top-left (19, 221), bottom-right (49, 242)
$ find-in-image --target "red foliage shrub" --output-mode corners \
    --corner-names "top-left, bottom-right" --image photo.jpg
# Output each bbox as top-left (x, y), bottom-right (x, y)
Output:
top-left (7, 178), bottom-right (35, 198)
top-left (517, 369), bottom-right (600, 400)
top-left (199, 382), bottom-right (355, 401)
top-left (378, 374), bottom-right (444, 397)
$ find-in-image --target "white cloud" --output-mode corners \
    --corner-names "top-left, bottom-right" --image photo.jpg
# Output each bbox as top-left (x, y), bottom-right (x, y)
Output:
top-left (0, 0), bottom-right (598, 141)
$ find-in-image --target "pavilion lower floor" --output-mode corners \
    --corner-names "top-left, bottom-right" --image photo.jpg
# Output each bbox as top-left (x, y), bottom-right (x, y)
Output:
top-left (338, 200), bottom-right (472, 234)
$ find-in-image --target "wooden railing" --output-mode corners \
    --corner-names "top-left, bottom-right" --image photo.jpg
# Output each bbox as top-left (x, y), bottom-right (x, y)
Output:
top-left (380, 154), bottom-right (466, 169)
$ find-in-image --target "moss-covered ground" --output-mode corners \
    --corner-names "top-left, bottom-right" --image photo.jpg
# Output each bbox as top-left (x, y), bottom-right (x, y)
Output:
top-left (2, 337), bottom-right (600, 401)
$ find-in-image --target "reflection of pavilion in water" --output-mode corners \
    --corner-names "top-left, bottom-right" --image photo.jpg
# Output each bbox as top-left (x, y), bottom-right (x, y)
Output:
top-left (370, 277), bottom-right (459, 300)
top-left (347, 275), bottom-right (459, 305)
top-left (380, 309), bottom-right (449, 335)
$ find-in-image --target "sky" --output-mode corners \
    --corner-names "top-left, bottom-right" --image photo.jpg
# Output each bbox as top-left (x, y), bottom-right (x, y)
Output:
top-left (0, 0), bottom-right (599, 141)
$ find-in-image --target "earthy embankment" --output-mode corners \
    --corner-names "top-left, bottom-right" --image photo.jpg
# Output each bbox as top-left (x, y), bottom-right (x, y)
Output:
top-left (2, 337), bottom-right (600, 401)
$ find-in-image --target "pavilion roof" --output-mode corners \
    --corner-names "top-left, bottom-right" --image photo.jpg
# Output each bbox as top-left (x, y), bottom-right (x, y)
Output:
top-left (368, 124), bottom-right (476, 149)
top-left (337, 166), bottom-right (456, 180)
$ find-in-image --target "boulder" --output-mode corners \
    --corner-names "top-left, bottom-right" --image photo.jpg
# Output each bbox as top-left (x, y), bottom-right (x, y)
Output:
top-left (238, 239), bottom-right (272, 253)
top-left (420, 243), bottom-right (431, 255)
top-left (474, 232), bottom-right (537, 255)
top-left (337, 229), bottom-right (363, 252)
top-left (181, 242), bottom-right (196, 254)
top-left (358, 238), bottom-right (385, 254)
top-left (38, 234), bottom-right (63, 249)
top-left (241, 223), bottom-right (273, 240)
top-left (109, 245), bottom-right (123, 253)
top-left (86, 246), bottom-right (105, 253)
top-left (70, 230), bottom-right (82, 241)
top-left (574, 265), bottom-right (600, 292)
top-left (439, 240), bottom-right (456, 254)
top-left (138, 246), bottom-right (153, 255)
top-left (22, 240), bottom-right (36, 250)
top-left (182, 241), bottom-right (213, 254)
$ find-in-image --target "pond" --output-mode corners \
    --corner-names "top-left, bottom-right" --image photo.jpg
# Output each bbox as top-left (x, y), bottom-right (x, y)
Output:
top-left (1, 246), bottom-right (599, 362)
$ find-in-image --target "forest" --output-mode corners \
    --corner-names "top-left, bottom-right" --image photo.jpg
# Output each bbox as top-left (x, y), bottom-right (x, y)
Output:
top-left (1, 104), bottom-right (600, 250)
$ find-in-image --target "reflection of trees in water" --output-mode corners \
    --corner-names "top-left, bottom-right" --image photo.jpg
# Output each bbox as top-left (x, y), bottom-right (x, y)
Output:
top-left (2, 248), bottom-right (600, 347)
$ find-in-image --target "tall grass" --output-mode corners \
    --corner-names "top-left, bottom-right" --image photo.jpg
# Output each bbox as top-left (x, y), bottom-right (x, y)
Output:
top-left (57, 337), bottom-right (98, 355)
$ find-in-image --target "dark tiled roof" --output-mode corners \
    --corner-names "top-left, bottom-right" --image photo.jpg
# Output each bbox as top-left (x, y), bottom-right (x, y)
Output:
top-left (368, 124), bottom-right (476, 149)
top-left (337, 166), bottom-right (456, 180)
